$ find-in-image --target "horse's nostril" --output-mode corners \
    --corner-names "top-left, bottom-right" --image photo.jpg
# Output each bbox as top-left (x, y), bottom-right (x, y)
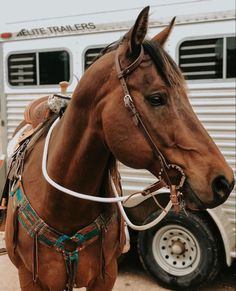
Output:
top-left (212, 176), bottom-right (232, 201)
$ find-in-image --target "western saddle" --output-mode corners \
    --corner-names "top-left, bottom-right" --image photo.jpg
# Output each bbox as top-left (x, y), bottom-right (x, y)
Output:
top-left (0, 81), bottom-right (70, 212)
top-left (24, 81), bottom-right (70, 128)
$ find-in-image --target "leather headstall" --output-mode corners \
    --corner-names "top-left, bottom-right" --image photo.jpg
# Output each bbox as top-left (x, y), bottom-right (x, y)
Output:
top-left (115, 44), bottom-right (187, 213)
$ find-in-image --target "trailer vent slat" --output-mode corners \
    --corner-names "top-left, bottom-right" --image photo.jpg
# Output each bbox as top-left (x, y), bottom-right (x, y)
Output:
top-left (180, 44), bottom-right (217, 50)
top-left (10, 72), bottom-right (34, 76)
top-left (180, 53), bottom-right (217, 59)
top-left (10, 57), bottom-right (35, 62)
top-left (10, 64), bottom-right (34, 69)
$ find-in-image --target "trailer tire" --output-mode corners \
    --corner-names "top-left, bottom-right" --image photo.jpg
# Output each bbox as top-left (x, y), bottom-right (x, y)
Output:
top-left (137, 210), bottom-right (222, 290)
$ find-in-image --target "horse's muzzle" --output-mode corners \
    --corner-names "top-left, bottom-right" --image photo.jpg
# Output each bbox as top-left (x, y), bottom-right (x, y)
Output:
top-left (183, 175), bottom-right (235, 210)
top-left (209, 175), bottom-right (235, 208)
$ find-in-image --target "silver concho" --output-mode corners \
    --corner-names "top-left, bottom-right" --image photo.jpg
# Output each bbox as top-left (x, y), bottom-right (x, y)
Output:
top-left (48, 95), bottom-right (70, 114)
top-left (168, 164), bottom-right (186, 189)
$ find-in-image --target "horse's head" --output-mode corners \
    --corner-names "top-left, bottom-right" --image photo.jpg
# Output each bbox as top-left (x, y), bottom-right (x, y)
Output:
top-left (83, 7), bottom-right (234, 210)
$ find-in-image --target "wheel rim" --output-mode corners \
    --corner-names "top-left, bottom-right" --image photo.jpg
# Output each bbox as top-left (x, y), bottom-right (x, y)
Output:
top-left (152, 224), bottom-right (201, 276)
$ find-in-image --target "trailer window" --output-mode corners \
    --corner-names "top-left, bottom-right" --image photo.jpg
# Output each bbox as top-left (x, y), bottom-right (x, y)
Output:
top-left (8, 53), bottom-right (37, 86)
top-left (179, 36), bottom-right (236, 80)
top-left (8, 50), bottom-right (70, 86)
top-left (84, 47), bottom-right (105, 71)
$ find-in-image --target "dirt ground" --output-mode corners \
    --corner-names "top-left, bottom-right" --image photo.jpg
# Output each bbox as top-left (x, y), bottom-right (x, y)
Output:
top-left (0, 247), bottom-right (167, 291)
top-left (0, 234), bottom-right (235, 291)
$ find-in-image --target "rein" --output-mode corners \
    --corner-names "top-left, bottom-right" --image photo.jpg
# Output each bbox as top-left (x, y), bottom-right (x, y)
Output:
top-left (42, 44), bottom-right (187, 231)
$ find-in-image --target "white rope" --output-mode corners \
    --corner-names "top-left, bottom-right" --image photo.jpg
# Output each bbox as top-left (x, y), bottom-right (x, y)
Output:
top-left (111, 178), bottom-right (172, 230)
top-left (43, 118), bottom-right (146, 203)
top-left (42, 117), bottom-right (172, 230)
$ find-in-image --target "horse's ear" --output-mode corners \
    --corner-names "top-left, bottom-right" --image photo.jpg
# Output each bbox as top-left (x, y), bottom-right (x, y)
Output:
top-left (152, 17), bottom-right (176, 46)
top-left (125, 6), bottom-right (149, 56)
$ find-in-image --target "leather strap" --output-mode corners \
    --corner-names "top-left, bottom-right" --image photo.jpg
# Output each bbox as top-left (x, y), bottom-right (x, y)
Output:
top-left (115, 46), bottom-right (169, 169)
top-left (117, 75), bottom-right (172, 185)
top-left (141, 179), bottom-right (167, 196)
top-left (170, 185), bottom-right (181, 213)
top-left (116, 46), bottom-right (144, 79)
top-left (33, 232), bottom-right (39, 282)
top-left (115, 44), bottom-right (186, 213)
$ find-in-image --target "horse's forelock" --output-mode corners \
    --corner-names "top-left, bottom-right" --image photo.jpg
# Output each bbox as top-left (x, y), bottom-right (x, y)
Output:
top-left (143, 40), bottom-right (185, 87)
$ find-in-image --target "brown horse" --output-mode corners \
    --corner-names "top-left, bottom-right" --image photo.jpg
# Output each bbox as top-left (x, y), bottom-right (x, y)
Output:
top-left (4, 6), bottom-right (234, 291)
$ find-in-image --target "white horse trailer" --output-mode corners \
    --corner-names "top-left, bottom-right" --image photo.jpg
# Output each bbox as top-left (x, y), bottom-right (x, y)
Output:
top-left (0, 2), bottom-right (235, 289)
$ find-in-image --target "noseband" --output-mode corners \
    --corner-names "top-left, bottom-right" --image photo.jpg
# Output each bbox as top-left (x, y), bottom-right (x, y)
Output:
top-left (115, 45), bottom-right (186, 212)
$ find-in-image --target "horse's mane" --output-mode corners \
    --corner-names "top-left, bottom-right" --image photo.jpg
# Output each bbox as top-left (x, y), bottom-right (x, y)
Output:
top-left (89, 38), bottom-right (185, 88)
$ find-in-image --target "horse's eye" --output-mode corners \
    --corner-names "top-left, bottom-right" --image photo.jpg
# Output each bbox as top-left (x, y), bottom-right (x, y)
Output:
top-left (146, 94), bottom-right (166, 107)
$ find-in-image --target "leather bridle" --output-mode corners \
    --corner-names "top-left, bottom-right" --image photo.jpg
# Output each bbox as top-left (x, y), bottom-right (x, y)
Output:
top-left (115, 44), bottom-right (186, 212)
top-left (40, 43), bottom-right (188, 232)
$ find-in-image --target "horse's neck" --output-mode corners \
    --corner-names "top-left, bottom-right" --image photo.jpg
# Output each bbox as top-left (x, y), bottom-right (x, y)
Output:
top-left (22, 56), bottom-right (116, 232)
top-left (47, 57), bottom-right (115, 195)
top-left (48, 113), bottom-right (108, 192)
top-left (42, 94), bottom-right (111, 230)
